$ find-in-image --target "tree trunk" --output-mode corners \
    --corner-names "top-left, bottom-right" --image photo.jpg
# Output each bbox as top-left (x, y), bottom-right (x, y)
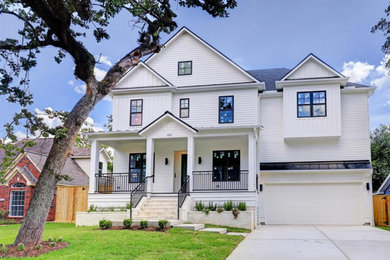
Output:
top-left (13, 87), bottom-right (103, 246)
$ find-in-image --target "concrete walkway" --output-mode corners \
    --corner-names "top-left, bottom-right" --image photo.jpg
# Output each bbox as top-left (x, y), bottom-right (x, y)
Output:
top-left (228, 225), bottom-right (390, 260)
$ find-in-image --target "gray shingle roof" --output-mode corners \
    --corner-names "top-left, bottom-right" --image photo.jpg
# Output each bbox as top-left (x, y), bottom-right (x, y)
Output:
top-left (247, 68), bottom-right (372, 91)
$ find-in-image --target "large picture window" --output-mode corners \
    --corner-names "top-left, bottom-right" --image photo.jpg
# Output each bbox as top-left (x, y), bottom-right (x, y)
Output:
top-left (219, 96), bottom-right (234, 123)
top-left (129, 153), bottom-right (146, 183)
top-left (9, 190), bottom-right (25, 217)
top-left (178, 61), bottom-right (192, 75)
top-left (297, 91), bottom-right (326, 118)
top-left (180, 98), bottom-right (190, 118)
top-left (212, 150), bottom-right (240, 181)
top-left (130, 99), bottom-right (143, 126)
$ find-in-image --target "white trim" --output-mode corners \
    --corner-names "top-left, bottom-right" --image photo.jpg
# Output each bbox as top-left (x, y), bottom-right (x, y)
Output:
top-left (4, 168), bottom-right (34, 186)
top-left (341, 86), bottom-right (376, 96)
top-left (276, 77), bottom-right (348, 89)
top-left (9, 189), bottom-right (25, 218)
top-left (145, 27), bottom-right (264, 88)
top-left (99, 148), bottom-right (112, 162)
top-left (139, 113), bottom-right (197, 136)
top-left (281, 54), bottom-right (345, 81)
top-left (377, 173), bottom-right (390, 194)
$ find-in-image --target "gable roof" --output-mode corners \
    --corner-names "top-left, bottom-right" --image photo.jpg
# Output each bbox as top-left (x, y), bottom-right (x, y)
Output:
top-left (377, 173), bottom-right (390, 194)
top-left (116, 61), bottom-right (173, 89)
top-left (139, 111), bottom-right (198, 135)
top-left (280, 53), bottom-right (345, 81)
top-left (145, 27), bottom-right (263, 86)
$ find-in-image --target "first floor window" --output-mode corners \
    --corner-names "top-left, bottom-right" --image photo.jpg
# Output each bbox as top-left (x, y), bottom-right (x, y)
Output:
top-left (130, 99), bottom-right (143, 126)
top-left (297, 91), bottom-right (326, 118)
top-left (212, 150), bottom-right (240, 181)
top-left (180, 98), bottom-right (190, 118)
top-left (10, 190), bottom-right (25, 217)
top-left (219, 96), bottom-right (234, 123)
top-left (129, 153), bottom-right (146, 183)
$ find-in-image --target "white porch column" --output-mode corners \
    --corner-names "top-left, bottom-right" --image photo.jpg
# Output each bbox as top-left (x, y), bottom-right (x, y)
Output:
top-left (146, 138), bottom-right (154, 194)
top-left (187, 136), bottom-right (195, 192)
top-left (89, 139), bottom-right (100, 193)
top-left (248, 132), bottom-right (256, 191)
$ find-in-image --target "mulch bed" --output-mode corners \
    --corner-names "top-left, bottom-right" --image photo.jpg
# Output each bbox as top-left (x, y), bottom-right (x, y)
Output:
top-left (98, 226), bottom-right (170, 232)
top-left (0, 242), bottom-right (68, 258)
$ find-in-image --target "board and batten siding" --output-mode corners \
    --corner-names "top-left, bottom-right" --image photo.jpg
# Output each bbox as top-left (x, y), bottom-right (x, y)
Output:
top-left (259, 91), bottom-right (371, 162)
top-left (286, 58), bottom-right (337, 80)
top-left (112, 92), bottom-right (172, 131)
top-left (116, 65), bottom-right (167, 88)
top-left (146, 31), bottom-right (253, 87)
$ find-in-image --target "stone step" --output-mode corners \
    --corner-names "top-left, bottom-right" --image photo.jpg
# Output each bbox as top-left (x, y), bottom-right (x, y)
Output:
top-left (134, 215), bottom-right (177, 220)
top-left (173, 224), bottom-right (205, 231)
top-left (144, 202), bottom-right (177, 206)
top-left (199, 228), bottom-right (227, 234)
top-left (138, 209), bottom-right (177, 213)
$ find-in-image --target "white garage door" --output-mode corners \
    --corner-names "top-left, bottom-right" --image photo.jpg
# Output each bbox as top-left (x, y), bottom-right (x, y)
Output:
top-left (263, 182), bottom-right (363, 225)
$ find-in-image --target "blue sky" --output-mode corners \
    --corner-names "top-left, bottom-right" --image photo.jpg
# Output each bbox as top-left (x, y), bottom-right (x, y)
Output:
top-left (1, 0), bottom-right (389, 137)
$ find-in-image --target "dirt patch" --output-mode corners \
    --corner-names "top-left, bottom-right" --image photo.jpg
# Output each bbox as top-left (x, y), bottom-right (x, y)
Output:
top-left (0, 241), bottom-right (68, 258)
top-left (97, 226), bottom-right (170, 232)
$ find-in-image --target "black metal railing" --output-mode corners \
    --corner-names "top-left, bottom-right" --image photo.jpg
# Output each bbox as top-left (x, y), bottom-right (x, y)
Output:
top-left (192, 170), bottom-right (248, 191)
top-left (130, 175), bottom-right (154, 219)
top-left (95, 173), bottom-right (141, 193)
top-left (177, 175), bottom-right (190, 219)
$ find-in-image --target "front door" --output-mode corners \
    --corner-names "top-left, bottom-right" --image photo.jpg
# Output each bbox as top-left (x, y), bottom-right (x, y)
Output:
top-left (181, 154), bottom-right (188, 190)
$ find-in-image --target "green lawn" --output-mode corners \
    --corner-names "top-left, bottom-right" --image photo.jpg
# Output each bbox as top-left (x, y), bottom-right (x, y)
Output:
top-left (0, 223), bottom-right (243, 260)
top-left (378, 226), bottom-right (390, 232)
top-left (204, 224), bottom-right (251, 233)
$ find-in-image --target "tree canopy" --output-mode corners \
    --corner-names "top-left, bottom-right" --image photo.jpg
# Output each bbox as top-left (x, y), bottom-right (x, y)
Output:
top-left (371, 124), bottom-right (390, 192)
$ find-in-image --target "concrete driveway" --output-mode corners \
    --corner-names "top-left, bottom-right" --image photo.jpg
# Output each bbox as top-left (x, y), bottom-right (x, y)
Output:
top-left (228, 225), bottom-right (390, 260)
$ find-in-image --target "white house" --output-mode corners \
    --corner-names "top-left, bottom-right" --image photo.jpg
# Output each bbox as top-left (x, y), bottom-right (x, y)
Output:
top-left (87, 27), bottom-right (374, 226)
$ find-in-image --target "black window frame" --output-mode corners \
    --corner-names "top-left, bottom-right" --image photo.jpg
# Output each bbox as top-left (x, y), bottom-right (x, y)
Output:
top-left (130, 99), bottom-right (143, 126)
top-left (178, 61), bottom-right (192, 76)
top-left (212, 150), bottom-right (240, 182)
top-left (179, 98), bottom-right (190, 118)
top-left (297, 91), bottom-right (327, 118)
top-left (129, 153), bottom-right (146, 183)
top-left (218, 96), bottom-right (234, 124)
top-left (98, 161), bottom-right (103, 176)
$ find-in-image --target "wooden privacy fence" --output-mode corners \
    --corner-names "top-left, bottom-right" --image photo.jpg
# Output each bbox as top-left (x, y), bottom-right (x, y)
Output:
top-left (373, 195), bottom-right (390, 226)
top-left (55, 186), bottom-right (88, 223)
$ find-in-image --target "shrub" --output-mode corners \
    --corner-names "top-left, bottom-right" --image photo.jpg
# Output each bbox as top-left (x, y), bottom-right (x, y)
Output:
top-left (237, 202), bottom-right (247, 211)
top-left (0, 244), bottom-right (7, 253)
top-left (36, 244), bottom-right (42, 251)
top-left (17, 243), bottom-right (25, 251)
top-left (195, 201), bottom-right (204, 211)
top-left (48, 237), bottom-right (53, 242)
top-left (49, 242), bottom-right (56, 247)
top-left (0, 210), bottom-right (9, 220)
top-left (216, 207), bottom-right (224, 214)
top-left (126, 203), bottom-right (132, 209)
top-left (140, 220), bottom-right (148, 229)
top-left (7, 219), bottom-right (15, 225)
top-left (158, 220), bottom-right (168, 229)
top-left (232, 208), bottom-right (240, 219)
top-left (88, 204), bottom-right (97, 212)
top-left (123, 219), bottom-right (132, 229)
top-left (207, 202), bottom-right (217, 211)
top-left (99, 220), bottom-right (112, 230)
top-left (57, 237), bottom-right (63, 242)
top-left (108, 206), bottom-right (115, 212)
top-left (223, 201), bottom-right (233, 211)
top-left (202, 208), bottom-right (210, 215)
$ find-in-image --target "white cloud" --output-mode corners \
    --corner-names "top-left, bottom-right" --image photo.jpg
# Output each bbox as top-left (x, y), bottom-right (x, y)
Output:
top-left (67, 80), bottom-right (74, 86)
top-left (14, 131), bottom-right (27, 140)
top-left (35, 108), bottom-right (63, 129)
top-left (370, 56), bottom-right (390, 91)
top-left (342, 61), bottom-right (374, 83)
top-left (97, 55), bottom-right (113, 67)
top-left (94, 67), bottom-right (107, 81)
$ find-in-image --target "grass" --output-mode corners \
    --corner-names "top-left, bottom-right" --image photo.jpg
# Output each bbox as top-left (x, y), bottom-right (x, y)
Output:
top-left (204, 224), bottom-right (251, 233)
top-left (0, 223), bottom-right (243, 260)
top-left (378, 226), bottom-right (390, 232)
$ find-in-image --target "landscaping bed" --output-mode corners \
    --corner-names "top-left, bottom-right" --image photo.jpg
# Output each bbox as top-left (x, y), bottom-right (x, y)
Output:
top-left (0, 241), bottom-right (68, 258)
top-left (96, 226), bottom-right (170, 232)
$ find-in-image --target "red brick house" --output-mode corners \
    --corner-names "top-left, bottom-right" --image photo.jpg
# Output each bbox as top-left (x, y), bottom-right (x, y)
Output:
top-left (0, 138), bottom-right (90, 221)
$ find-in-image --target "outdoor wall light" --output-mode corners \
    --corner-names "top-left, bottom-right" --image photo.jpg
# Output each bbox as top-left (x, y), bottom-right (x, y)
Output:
top-left (198, 157), bottom-right (202, 164)
top-left (165, 158), bottom-right (169, 165)
top-left (366, 182), bottom-right (370, 191)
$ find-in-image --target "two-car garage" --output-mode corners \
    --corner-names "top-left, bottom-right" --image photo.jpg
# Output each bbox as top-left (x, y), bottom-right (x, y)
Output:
top-left (259, 169), bottom-right (373, 225)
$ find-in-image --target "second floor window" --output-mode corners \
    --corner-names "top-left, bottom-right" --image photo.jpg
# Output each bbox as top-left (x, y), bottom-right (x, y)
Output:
top-left (178, 61), bottom-right (192, 75)
top-left (297, 91), bottom-right (326, 118)
top-left (219, 96), bottom-right (234, 123)
top-left (130, 99), bottom-right (143, 126)
top-left (180, 98), bottom-right (190, 118)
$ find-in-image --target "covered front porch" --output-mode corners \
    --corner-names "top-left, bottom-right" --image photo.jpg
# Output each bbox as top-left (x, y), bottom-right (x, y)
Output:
top-left (88, 113), bottom-right (258, 209)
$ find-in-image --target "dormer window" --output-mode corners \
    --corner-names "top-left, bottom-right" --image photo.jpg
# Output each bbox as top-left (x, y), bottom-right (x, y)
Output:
top-left (297, 91), bottom-right (326, 118)
top-left (178, 61), bottom-right (192, 75)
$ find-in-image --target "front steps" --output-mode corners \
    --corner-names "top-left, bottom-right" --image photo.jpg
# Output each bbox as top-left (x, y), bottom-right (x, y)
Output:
top-left (133, 197), bottom-right (178, 220)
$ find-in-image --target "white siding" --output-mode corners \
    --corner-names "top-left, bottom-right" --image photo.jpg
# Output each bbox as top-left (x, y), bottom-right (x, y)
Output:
top-left (147, 31), bottom-right (253, 86)
top-left (112, 92), bottom-right (172, 131)
top-left (113, 141), bottom-right (146, 173)
top-left (172, 88), bottom-right (259, 128)
top-left (260, 91), bottom-right (370, 162)
top-left (286, 58), bottom-right (337, 80)
top-left (116, 64), bottom-right (167, 89)
top-left (283, 84), bottom-right (341, 139)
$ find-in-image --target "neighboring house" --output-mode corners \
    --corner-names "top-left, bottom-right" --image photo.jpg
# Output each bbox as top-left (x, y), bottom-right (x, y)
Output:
top-left (0, 138), bottom-right (110, 222)
top-left (376, 174), bottom-right (390, 194)
top-left (87, 27), bottom-right (375, 226)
